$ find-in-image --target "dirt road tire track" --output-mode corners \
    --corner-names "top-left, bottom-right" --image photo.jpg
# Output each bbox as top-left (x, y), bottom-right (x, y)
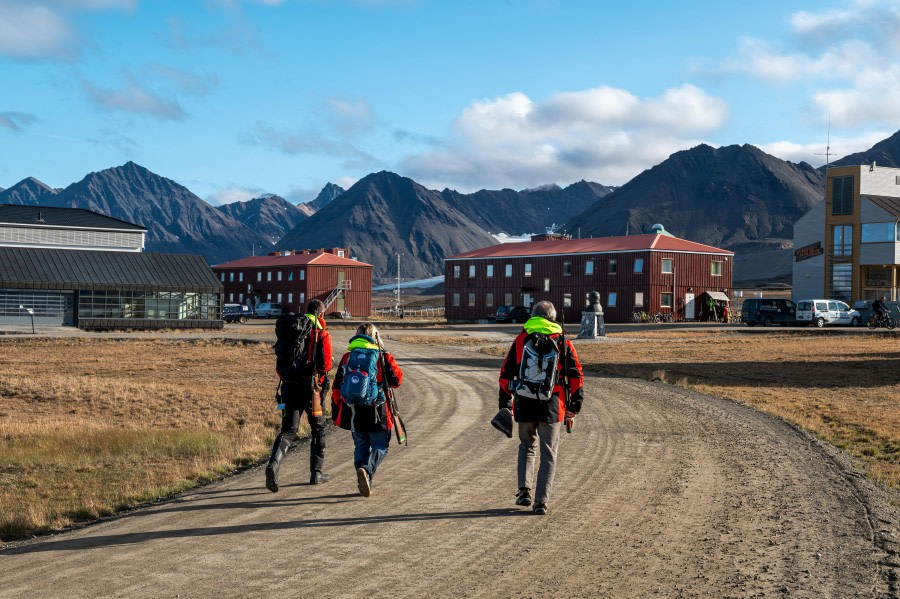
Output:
top-left (2, 332), bottom-right (899, 597)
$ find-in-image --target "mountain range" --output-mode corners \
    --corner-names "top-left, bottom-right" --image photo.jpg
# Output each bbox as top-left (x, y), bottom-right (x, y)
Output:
top-left (3, 129), bottom-right (899, 284)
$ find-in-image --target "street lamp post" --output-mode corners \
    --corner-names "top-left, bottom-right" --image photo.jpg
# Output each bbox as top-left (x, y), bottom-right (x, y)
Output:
top-left (20, 305), bottom-right (34, 333)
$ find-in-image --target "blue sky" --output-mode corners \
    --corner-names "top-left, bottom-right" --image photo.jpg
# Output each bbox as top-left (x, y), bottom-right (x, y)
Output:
top-left (2, 0), bottom-right (899, 205)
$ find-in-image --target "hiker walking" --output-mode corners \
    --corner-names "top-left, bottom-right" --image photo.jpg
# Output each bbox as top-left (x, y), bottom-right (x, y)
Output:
top-left (265, 299), bottom-right (334, 492)
top-left (498, 300), bottom-right (584, 515)
top-left (331, 323), bottom-right (403, 497)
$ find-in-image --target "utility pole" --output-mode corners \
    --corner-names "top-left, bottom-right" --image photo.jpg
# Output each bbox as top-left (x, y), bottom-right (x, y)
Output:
top-left (395, 253), bottom-right (402, 313)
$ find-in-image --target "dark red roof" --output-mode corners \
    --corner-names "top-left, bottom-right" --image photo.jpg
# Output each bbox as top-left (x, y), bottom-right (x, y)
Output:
top-left (447, 234), bottom-right (732, 259)
top-left (213, 252), bottom-right (371, 269)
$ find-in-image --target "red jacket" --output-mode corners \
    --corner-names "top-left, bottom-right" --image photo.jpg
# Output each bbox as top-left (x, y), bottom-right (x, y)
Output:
top-left (332, 344), bottom-right (402, 432)
top-left (499, 317), bottom-right (584, 423)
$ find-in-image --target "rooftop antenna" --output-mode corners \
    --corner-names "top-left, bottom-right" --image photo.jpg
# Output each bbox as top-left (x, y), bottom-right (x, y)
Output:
top-left (814, 113), bottom-right (834, 169)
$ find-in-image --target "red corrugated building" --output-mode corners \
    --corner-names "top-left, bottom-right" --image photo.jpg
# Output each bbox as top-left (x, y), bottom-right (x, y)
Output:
top-left (213, 248), bottom-right (372, 316)
top-left (444, 228), bottom-right (734, 323)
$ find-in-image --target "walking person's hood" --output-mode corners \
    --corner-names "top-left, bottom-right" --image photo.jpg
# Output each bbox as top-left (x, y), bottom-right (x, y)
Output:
top-left (347, 334), bottom-right (379, 351)
top-left (523, 316), bottom-right (562, 336)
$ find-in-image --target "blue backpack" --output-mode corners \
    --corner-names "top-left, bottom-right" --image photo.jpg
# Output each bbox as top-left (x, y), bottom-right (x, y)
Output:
top-left (340, 347), bottom-right (384, 406)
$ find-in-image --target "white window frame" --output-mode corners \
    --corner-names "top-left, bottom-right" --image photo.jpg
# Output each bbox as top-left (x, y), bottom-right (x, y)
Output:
top-left (661, 259), bottom-right (673, 274)
top-left (634, 258), bottom-right (644, 273)
top-left (711, 261), bottom-right (722, 276)
top-left (524, 263), bottom-right (532, 277)
top-left (585, 260), bottom-right (594, 275)
top-left (634, 292), bottom-right (644, 307)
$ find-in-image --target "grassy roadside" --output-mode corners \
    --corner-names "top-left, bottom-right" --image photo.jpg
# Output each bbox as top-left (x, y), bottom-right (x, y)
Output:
top-left (0, 338), bottom-right (293, 542)
top-left (388, 329), bottom-right (900, 489)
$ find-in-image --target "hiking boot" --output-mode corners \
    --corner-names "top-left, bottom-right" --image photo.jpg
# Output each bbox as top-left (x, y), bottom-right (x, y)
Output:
top-left (515, 488), bottom-right (532, 507)
top-left (532, 502), bottom-right (548, 516)
top-left (265, 466), bottom-right (279, 493)
top-left (356, 467), bottom-right (371, 497)
top-left (310, 472), bottom-right (331, 484)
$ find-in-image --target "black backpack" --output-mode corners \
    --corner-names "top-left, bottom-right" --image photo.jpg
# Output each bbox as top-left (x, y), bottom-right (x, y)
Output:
top-left (273, 313), bottom-right (316, 382)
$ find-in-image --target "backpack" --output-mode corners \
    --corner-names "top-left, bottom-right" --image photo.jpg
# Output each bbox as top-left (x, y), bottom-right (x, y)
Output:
top-left (340, 347), bottom-right (384, 406)
top-left (515, 332), bottom-right (560, 401)
top-left (273, 313), bottom-right (316, 382)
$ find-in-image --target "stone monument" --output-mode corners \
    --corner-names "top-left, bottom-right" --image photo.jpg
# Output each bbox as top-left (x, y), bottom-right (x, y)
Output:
top-left (579, 291), bottom-right (605, 338)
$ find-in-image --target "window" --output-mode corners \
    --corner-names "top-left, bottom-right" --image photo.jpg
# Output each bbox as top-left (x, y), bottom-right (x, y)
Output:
top-left (608, 259), bottom-right (617, 274)
top-left (239, 272), bottom-right (244, 282)
top-left (661, 259), bottom-right (673, 274)
top-left (634, 292), bottom-right (644, 307)
top-left (288, 271), bottom-right (293, 281)
top-left (453, 293), bottom-right (460, 306)
top-left (239, 293), bottom-right (243, 302)
top-left (468, 293), bottom-right (475, 307)
top-left (337, 250), bottom-right (345, 257)
top-left (229, 293), bottom-right (234, 302)
top-left (585, 260), bottom-right (594, 275)
top-left (544, 278), bottom-right (550, 292)
top-left (486, 293), bottom-right (494, 307)
top-left (277, 293), bottom-right (282, 302)
top-left (220, 273), bottom-right (225, 282)
top-left (288, 293), bottom-right (293, 303)
top-left (634, 258), bottom-right (644, 273)
top-left (505, 264), bottom-right (512, 277)
top-left (608, 292), bottom-right (617, 307)
top-left (247, 284), bottom-right (252, 293)
top-left (300, 292), bottom-right (305, 303)
top-left (300, 270), bottom-right (305, 280)
top-left (711, 261), bottom-right (723, 276)
top-left (833, 224), bottom-right (853, 256)
top-left (277, 271), bottom-right (282, 281)
top-left (487, 264), bottom-right (494, 278)
top-left (267, 293), bottom-right (272, 301)
top-left (229, 272), bottom-right (234, 282)
top-left (267, 271), bottom-right (272, 282)
top-left (563, 261), bottom-right (572, 276)
top-left (504, 293), bottom-right (513, 306)
top-left (524, 263), bottom-right (532, 277)
top-left (563, 293), bottom-right (572, 308)
top-left (453, 265), bottom-right (461, 278)
top-left (862, 222), bottom-right (898, 243)
top-left (469, 264), bottom-right (475, 278)
top-left (660, 292), bottom-right (673, 308)
top-left (832, 175), bottom-right (854, 215)
top-left (257, 272), bottom-right (262, 282)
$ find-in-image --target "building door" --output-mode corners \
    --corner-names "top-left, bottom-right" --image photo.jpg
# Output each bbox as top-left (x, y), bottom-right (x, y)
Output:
top-left (336, 270), bottom-right (345, 313)
top-left (685, 292), bottom-right (696, 320)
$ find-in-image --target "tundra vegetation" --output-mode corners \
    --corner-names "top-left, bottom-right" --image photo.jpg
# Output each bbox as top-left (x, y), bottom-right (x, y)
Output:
top-left (1, 330), bottom-right (897, 542)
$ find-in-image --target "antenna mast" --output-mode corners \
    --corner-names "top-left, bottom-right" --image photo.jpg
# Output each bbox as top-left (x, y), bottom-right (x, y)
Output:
top-left (814, 114), bottom-right (833, 168)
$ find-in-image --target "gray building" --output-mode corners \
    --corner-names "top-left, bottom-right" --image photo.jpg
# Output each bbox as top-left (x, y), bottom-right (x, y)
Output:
top-left (0, 205), bottom-right (223, 330)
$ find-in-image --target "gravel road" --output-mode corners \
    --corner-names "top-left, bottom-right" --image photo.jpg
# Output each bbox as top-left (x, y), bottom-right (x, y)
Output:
top-left (2, 331), bottom-right (899, 598)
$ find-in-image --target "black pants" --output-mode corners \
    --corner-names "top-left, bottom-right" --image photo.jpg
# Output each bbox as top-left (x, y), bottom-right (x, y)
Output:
top-left (271, 380), bottom-right (328, 475)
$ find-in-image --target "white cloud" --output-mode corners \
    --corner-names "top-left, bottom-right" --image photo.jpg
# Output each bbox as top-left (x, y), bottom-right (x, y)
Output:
top-left (0, 2), bottom-right (76, 59)
top-left (758, 130), bottom-right (891, 166)
top-left (719, 1), bottom-right (900, 131)
top-left (83, 79), bottom-right (186, 120)
top-left (0, 0), bottom-right (137, 60)
top-left (206, 186), bottom-right (262, 206)
top-left (400, 85), bottom-right (727, 191)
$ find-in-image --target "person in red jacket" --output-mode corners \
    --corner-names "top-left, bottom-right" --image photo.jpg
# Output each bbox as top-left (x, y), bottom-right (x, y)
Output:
top-left (265, 299), bottom-right (334, 492)
top-left (332, 323), bottom-right (403, 497)
top-left (499, 300), bottom-right (584, 515)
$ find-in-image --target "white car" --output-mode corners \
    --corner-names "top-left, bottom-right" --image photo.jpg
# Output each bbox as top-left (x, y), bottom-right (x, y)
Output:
top-left (795, 299), bottom-right (861, 327)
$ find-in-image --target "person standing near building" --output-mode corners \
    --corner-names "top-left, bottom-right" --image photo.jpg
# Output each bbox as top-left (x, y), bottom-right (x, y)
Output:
top-left (498, 300), bottom-right (584, 515)
top-left (265, 299), bottom-right (334, 492)
top-left (331, 323), bottom-right (403, 497)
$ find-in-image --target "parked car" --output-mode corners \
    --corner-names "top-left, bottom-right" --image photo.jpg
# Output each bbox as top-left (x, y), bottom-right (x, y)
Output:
top-left (255, 302), bottom-right (284, 318)
top-left (796, 299), bottom-right (861, 327)
top-left (853, 300), bottom-right (900, 325)
top-left (222, 303), bottom-right (253, 324)
top-left (740, 298), bottom-right (797, 326)
top-left (495, 305), bottom-right (530, 323)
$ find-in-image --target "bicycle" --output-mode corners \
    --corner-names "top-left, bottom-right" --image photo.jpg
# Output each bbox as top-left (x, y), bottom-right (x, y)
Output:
top-left (632, 311), bottom-right (651, 323)
top-left (652, 312), bottom-right (674, 323)
top-left (867, 313), bottom-right (896, 330)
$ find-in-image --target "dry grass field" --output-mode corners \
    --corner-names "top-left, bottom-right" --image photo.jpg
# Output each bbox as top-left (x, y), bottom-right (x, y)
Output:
top-left (0, 337), bottom-right (283, 542)
top-left (389, 329), bottom-right (900, 490)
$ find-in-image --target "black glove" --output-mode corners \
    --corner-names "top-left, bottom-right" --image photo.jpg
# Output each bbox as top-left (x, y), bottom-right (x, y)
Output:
top-left (498, 391), bottom-right (512, 411)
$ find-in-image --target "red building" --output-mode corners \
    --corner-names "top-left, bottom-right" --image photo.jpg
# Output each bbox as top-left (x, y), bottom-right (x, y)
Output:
top-left (213, 248), bottom-right (372, 316)
top-left (444, 228), bottom-right (734, 323)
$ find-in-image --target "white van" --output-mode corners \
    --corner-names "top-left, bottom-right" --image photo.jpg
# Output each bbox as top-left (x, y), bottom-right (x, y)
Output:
top-left (255, 302), bottom-right (284, 318)
top-left (795, 299), bottom-right (861, 327)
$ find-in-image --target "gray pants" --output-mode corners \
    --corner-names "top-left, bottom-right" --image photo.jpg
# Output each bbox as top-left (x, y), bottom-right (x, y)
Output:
top-left (517, 420), bottom-right (562, 504)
